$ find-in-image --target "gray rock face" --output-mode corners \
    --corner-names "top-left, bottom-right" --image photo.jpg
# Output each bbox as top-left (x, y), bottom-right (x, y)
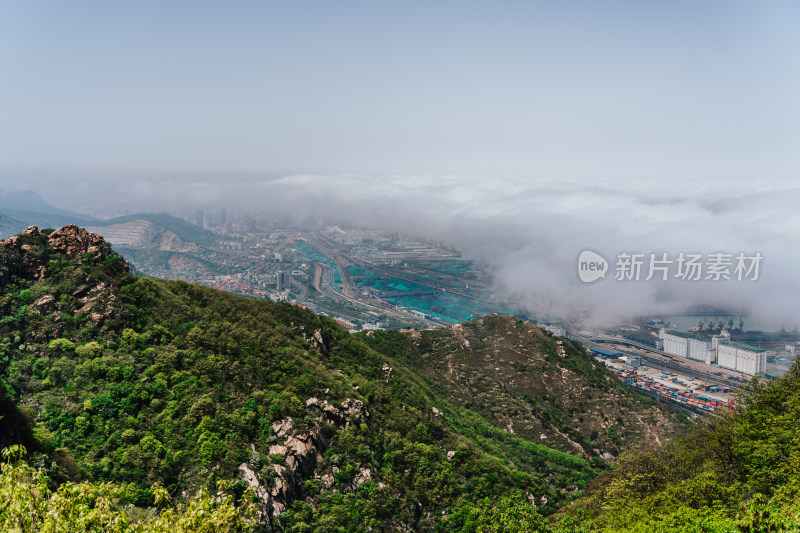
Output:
top-left (33, 294), bottom-right (55, 312)
top-left (245, 398), bottom-right (372, 523)
top-left (284, 428), bottom-right (327, 477)
top-left (320, 398), bottom-right (369, 428)
top-left (238, 463), bottom-right (276, 522)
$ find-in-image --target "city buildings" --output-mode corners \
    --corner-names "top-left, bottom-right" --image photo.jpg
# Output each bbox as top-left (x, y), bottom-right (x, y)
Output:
top-left (659, 328), bottom-right (767, 376)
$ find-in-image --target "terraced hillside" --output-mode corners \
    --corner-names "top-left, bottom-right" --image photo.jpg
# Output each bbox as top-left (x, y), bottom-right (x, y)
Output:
top-left (86, 219), bottom-right (201, 252)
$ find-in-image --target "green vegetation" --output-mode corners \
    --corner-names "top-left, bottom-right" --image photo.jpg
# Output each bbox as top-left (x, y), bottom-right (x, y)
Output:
top-left (0, 444), bottom-right (261, 532)
top-left (359, 318), bottom-right (686, 459)
top-left (0, 227), bottom-right (595, 530)
top-left (552, 364), bottom-right (800, 531)
top-left (5, 226), bottom-right (798, 531)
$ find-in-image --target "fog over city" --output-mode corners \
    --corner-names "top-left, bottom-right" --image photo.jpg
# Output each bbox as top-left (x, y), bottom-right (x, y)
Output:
top-left (8, 172), bottom-right (798, 330)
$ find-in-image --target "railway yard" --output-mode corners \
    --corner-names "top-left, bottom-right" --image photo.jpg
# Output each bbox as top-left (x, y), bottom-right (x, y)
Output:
top-left (599, 355), bottom-right (738, 416)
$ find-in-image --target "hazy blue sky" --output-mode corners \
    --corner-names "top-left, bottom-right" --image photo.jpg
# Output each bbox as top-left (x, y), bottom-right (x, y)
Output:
top-left (2, 1), bottom-right (800, 178)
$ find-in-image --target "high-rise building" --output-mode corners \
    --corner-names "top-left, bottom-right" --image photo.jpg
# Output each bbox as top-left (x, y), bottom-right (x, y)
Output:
top-left (276, 271), bottom-right (292, 291)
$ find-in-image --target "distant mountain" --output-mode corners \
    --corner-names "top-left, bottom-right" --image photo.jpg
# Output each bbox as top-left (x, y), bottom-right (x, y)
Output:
top-left (0, 187), bottom-right (80, 217)
top-left (0, 189), bottom-right (215, 250)
top-left (0, 192), bottom-right (218, 256)
top-left (0, 212), bottom-right (28, 238)
top-left (0, 187), bottom-right (95, 238)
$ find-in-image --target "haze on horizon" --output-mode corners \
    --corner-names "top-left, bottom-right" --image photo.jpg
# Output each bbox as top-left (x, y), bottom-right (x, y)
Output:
top-left (2, 1), bottom-right (800, 329)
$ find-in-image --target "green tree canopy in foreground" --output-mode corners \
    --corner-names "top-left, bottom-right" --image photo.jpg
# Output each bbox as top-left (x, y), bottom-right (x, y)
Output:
top-left (0, 445), bottom-right (261, 532)
top-left (553, 364), bottom-right (800, 532)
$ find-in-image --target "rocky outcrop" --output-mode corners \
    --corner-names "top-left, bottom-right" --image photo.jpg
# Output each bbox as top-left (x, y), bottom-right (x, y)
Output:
top-left (306, 397), bottom-right (369, 428)
top-left (0, 225), bottom-right (127, 279)
top-left (352, 467), bottom-right (373, 486)
top-left (0, 225), bottom-right (128, 327)
top-left (1, 225), bottom-right (42, 251)
top-left (290, 324), bottom-right (331, 356)
top-left (48, 225), bottom-right (111, 259)
top-left (242, 398), bottom-right (372, 523)
top-left (0, 226), bottom-right (49, 280)
top-left (238, 463), bottom-right (275, 524)
top-left (33, 294), bottom-right (56, 312)
top-left (283, 428), bottom-right (327, 477)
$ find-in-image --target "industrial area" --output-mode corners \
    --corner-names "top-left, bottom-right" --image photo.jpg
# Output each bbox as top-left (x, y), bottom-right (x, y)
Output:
top-left (589, 346), bottom-right (737, 416)
top-left (569, 315), bottom-right (799, 417)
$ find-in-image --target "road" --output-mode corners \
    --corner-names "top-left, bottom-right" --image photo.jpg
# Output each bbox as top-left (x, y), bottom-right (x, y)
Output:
top-left (309, 261), bottom-right (447, 328)
top-left (291, 279), bottom-right (308, 302)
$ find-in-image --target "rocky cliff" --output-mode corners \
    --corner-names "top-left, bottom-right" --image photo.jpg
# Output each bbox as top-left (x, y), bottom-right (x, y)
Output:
top-left (240, 398), bottom-right (370, 525)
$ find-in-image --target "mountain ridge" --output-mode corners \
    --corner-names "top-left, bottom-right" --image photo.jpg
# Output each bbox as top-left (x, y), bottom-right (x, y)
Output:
top-left (0, 187), bottom-right (87, 218)
top-left (359, 318), bottom-right (686, 461)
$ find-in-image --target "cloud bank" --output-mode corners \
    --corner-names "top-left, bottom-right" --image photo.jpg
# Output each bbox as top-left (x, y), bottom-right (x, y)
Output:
top-left (22, 172), bottom-right (800, 329)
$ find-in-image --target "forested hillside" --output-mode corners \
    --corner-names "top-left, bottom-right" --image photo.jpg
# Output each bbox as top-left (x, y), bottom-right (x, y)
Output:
top-left (0, 225), bottom-right (609, 530)
top-left (4, 225), bottom-right (795, 532)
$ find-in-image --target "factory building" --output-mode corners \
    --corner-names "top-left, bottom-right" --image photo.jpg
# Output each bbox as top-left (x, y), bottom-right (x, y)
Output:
top-left (660, 328), bottom-right (766, 376)
top-left (621, 355), bottom-right (642, 371)
top-left (589, 346), bottom-right (623, 359)
top-left (659, 329), bottom-right (716, 364)
top-left (661, 329), bottom-right (689, 357)
top-left (688, 337), bottom-right (715, 364)
top-left (717, 340), bottom-right (767, 376)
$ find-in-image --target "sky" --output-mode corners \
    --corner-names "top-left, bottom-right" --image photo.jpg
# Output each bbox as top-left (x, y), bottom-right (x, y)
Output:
top-left (2, 1), bottom-right (800, 178)
top-left (2, 1), bottom-right (800, 328)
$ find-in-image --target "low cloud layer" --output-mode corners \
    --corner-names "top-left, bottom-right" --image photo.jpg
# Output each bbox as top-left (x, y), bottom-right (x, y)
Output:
top-left (25, 172), bottom-right (800, 330)
top-left (264, 175), bottom-right (799, 329)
